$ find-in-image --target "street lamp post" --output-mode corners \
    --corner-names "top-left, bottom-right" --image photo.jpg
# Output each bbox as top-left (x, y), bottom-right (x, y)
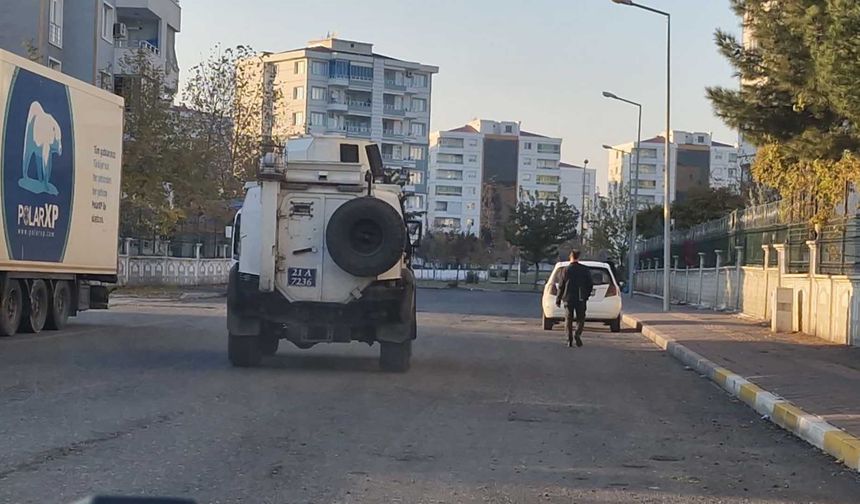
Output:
top-left (581, 158), bottom-right (589, 250)
top-left (610, 0), bottom-right (671, 312)
top-left (602, 91), bottom-right (642, 298)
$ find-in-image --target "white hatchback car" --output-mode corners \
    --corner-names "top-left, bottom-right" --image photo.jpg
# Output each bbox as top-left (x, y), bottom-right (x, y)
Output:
top-left (541, 260), bottom-right (623, 333)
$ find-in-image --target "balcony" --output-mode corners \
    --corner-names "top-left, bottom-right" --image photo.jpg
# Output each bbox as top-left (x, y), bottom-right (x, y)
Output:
top-left (346, 123), bottom-right (371, 137)
top-left (329, 75), bottom-right (349, 87)
top-left (326, 123), bottom-right (346, 135)
top-left (383, 129), bottom-right (404, 140)
top-left (327, 98), bottom-right (348, 112)
top-left (384, 80), bottom-right (406, 92)
top-left (401, 157), bottom-right (417, 167)
top-left (347, 99), bottom-right (372, 114)
top-left (383, 103), bottom-right (405, 116)
top-left (349, 77), bottom-right (372, 89)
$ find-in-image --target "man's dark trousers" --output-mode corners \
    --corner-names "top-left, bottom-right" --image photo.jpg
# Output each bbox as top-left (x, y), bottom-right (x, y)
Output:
top-left (565, 300), bottom-right (586, 347)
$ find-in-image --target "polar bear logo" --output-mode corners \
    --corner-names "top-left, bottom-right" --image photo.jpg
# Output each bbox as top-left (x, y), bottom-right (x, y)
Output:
top-left (19, 101), bottom-right (63, 196)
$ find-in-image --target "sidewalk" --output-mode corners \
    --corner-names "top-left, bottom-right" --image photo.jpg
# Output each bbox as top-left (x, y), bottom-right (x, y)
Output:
top-left (623, 295), bottom-right (860, 471)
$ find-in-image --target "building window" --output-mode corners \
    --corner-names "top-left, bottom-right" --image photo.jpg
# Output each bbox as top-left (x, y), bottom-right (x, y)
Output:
top-left (536, 175), bottom-right (560, 185)
top-left (349, 64), bottom-right (373, 81)
top-left (537, 143), bottom-right (560, 154)
top-left (440, 137), bottom-right (463, 149)
top-left (536, 191), bottom-right (559, 201)
top-left (728, 168), bottom-right (738, 178)
top-left (523, 142), bottom-right (533, 150)
top-left (49, 0), bottom-right (63, 48)
top-left (48, 57), bottom-right (62, 71)
top-left (437, 153), bottom-right (463, 164)
top-left (293, 86), bottom-right (305, 100)
top-left (411, 98), bottom-right (426, 112)
top-left (465, 202), bottom-right (476, 211)
top-left (637, 179), bottom-right (657, 189)
top-left (637, 148), bottom-right (657, 159)
top-left (311, 60), bottom-right (327, 75)
top-left (437, 169), bottom-right (463, 180)
top-left (467, 154), bottom-right (477, 163)
top-left (409, 145), bottom-right (425, 161)
top-left (292, 112), bottom-right (304, 126)
top-left (410, 122), bottom-right (426, 137)
top-left (729, 153), bottom-right (738, 162)
top-left (412, 73), bottom-right (427, 87)
top-left (505, 125), bottom-right (513, 133)
top-left (310, 112), bottom-right (325, 126)
top-left (311, 86), bottom-right (326, 101)
top-left (435, 201), bottom-right (448, 212)
top-left (407, 170), bottom-right (423, 185)
top-left (697, 135), bottom-right (705, 143)
top-left (536, 159), bottom-right (556, 169)
top-left (101, 2), bottom-right (115, 42)
top-left (294, 60), bottom-right (306, 74)
top-left (523, 174), bottom-right (532, 181)
top-left (714, 152), bottom-right (724, 160)
top-left (523, 158), bottom-right (532, 166)
top-left (434, 217), bottom-right (461, 229)
top-left (465, 170), bottom-right (477, 180)
top-left (468, 139), bottom-right (478, 147)
top-left (435, 185), bottom-right (462, 196)
top-left (405, 195), bottom-right (424, 210)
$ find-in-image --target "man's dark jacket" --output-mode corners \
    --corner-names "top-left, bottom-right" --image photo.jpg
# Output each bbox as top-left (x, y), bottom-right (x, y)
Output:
top-left (556, 262), bottom-right (594, 305)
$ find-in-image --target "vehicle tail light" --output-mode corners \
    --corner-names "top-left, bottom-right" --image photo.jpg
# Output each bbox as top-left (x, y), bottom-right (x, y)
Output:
top-left (605, 283), bottom-right (618, 297)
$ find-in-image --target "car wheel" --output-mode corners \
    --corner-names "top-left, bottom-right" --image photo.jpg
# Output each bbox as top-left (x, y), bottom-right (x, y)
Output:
top-left (610, 316), bottom-right (621, 333)
top-left (228, 333), bottom-right (262, 367)
top-left (46, 280), bottom-right (72, 330)
top-left (542, 313), bottom-right (553, 330)
top-left (0, 279), bottom-right (23, 337)
top-left (20, 280), bottom-right (49, 334)
top-left (380, 340), bottom-right (411, 372)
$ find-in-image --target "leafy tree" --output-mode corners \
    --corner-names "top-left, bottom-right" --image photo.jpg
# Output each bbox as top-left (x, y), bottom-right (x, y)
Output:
top-left (181, 45), bottom-right (281, 199)
top-left (636, 206), bottom-right (663, 240)
top-left (673, 187), bottom-right (746, 229)
top-left (504, 192), bottom-right (579, 287)
top-left (707, 0), bottom-right (860, 224)
top-left (118, 50), bottom-right (189, 237)
top-left (586, 187), bottom-right (630, 263)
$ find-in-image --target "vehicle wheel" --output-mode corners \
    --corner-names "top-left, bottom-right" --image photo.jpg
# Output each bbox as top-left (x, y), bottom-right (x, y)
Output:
top-left (228, 333), bottom-right (262, 367)
top-left (45, 280), bottom-right (72, 330)
top-left (326, 197), bottom-right (406, 277)
top-left (542, 313), bottom-right (553, 330)
top-left (380, 340), bottom-right (412, 372)
top-left (610, 316), bottom-right (621, 333)
top-left (0, 279), bottom-right (23, 337)
top-left (20, 280), bottom-right (49, 334)
top-left (260, 335), bottom-right (279, 356)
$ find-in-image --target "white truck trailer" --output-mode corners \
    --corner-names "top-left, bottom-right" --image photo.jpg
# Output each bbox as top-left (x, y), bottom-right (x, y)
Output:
top-left (0, 49), bottom-right (123, 335)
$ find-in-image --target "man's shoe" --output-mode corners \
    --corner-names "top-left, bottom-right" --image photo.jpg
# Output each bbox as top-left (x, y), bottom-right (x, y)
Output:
top-left (575, 336), bottom-right (583, 347)
top-left (568, 340), bottom-right (573, 348)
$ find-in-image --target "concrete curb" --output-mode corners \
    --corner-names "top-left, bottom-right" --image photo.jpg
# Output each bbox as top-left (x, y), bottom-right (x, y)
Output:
top-left (622, 312), bottom-right (860, 472)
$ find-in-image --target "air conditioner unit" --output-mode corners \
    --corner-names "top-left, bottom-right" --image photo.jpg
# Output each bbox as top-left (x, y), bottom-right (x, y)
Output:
top-left (113, 22), bottom-right (128, 39)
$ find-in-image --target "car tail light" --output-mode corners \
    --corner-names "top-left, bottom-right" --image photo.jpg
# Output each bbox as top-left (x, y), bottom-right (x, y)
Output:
top-left (606, 283), bottom-right (618, 297)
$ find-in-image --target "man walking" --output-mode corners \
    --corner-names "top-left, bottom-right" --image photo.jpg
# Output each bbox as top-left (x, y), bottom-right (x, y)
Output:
top-left (555, 250), bottom-right (594, 348)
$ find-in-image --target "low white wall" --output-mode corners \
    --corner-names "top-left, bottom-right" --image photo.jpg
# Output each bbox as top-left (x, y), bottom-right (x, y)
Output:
top-left (414, 269), bottom-right (489, 281)
top-left (635, 264), bottom-right (859, 346)
top-left (117, 255), bottom-right (231, 287)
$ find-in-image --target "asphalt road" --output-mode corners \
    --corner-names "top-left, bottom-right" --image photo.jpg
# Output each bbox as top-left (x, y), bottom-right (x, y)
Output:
top-left (1, 288), bottom-right (859, 504)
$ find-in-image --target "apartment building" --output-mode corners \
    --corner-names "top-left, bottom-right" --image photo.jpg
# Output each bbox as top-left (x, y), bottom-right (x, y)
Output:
top-left (256, 37), bottom-right (438, 213)
top-left (559, 162), bottom-right (597, 218)
top-left (607, 130), bottom-right (741, 206)
top-left (427, 119), bottom-right (565, 237)
top-left (0, 0), bottom-right (181, 92)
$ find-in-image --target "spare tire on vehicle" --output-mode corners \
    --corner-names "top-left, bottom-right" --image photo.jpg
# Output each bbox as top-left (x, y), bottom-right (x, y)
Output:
top-left (326, 197), bottom-right (406, 277)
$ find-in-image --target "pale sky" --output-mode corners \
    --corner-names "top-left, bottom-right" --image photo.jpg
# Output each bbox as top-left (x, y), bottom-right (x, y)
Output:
top-left (176, 0), bottom-right (741, 193)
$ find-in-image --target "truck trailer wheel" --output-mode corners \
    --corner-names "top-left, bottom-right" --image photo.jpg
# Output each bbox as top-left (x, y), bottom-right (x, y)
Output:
top-left (326, 197), bottom-right (406, 277)
top-left (380, 339), bottom-right (412, 372)
top-left (0, 279), bottom-right (23, 337)
top-left (228, 333), bottom-right (262, 367)
top-left (46, 280), bottom-right (72, 330)
top-left (20, 280), bottom-right (49, 334)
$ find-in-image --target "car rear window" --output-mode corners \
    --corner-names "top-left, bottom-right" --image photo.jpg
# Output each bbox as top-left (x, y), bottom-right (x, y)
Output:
top-left (588, 267), bottom-right (612, 286)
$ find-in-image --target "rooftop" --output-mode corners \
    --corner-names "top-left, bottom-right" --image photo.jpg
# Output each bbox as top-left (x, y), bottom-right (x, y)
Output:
top-left (447, 124), bottom-right (479, 134)
top-left (520, 130), bottom-right (548, 138)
